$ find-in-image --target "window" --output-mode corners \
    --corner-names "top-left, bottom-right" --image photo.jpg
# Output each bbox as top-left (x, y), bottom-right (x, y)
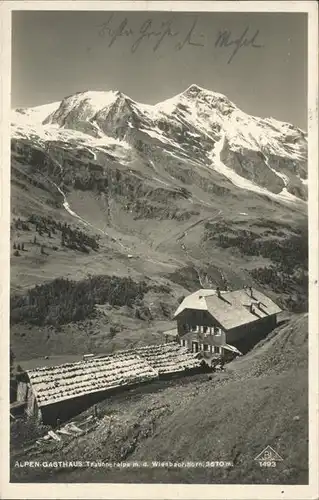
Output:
top-left (203, 344), bottom-right (209, 351)
top-left (214, 346), bottom-right (220, 354)
top-left (203, 326), bottom-right (208, 333)
top-left (191, 325), bottom-right (197, 332)
top-left (192, 341), bottom-right (199, 353)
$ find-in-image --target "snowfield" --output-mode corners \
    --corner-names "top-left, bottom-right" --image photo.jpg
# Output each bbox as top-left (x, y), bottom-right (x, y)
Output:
top-left (211, 134), bottom-right (306, 205)
top-left (13, 101), bottom-right (61, 124)
top-left (12, 106), bottom-right (132, 162)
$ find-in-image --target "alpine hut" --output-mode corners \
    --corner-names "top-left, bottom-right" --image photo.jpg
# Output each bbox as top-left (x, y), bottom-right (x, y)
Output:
top-left (174, 286), bottom-right (282, 353)
top-left (14, 344), bottom-right (206, 424)
top-left (15, 352), bottom-right (158, 425)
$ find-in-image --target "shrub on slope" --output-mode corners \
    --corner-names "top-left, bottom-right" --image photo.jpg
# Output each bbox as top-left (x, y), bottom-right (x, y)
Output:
top-left (10, 276), bottom-right (157, 326)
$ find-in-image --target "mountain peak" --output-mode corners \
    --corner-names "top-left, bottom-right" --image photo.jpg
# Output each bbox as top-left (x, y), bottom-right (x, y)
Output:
top-left (42, 90), bottom-right (134, 128)
top-left (184, 84), bottom-right (205, 94)
top-left (183, 84), bottom-right (228, 101)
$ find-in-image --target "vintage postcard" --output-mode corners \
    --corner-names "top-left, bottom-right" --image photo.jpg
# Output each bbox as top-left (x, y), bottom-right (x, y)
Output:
top-left (0, 1), bottom-right (318, 499)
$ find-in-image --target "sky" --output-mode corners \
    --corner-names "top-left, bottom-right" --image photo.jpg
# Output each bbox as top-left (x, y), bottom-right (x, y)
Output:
top-left (12, 11), bottom-right (307, 129)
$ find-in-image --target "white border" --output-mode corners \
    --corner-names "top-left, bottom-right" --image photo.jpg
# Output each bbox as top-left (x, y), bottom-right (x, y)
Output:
top-left (0, 2), bottom-right (318, 499)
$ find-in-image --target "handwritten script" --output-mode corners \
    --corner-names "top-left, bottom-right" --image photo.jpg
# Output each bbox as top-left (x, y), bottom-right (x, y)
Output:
top-left (97, 15), bottom-right (263, 63)
top-left (215, 27), bottom-right (263, 64)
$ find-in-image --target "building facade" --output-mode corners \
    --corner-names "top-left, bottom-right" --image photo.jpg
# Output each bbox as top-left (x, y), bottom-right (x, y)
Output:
top-left (174, 286), bottom-right (282, 354)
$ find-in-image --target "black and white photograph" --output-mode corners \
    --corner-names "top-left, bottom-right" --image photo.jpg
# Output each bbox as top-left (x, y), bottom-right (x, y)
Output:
top-left (1, 1), bottom-right (318, 497)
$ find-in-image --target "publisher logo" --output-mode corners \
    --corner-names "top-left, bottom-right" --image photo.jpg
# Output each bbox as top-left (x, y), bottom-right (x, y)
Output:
top-left (254, 446), bottom-right (283, 467)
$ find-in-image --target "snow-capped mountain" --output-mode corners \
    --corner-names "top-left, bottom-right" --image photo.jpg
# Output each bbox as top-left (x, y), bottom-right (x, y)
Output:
top-left (12, 85), bottom-right (307, 203)
top-left (10, 85), bottom-right (308, 338)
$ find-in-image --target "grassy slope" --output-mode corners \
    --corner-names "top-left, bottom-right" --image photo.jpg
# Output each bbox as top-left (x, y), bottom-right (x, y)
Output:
top-left (10, 154), bottom-right (307, 361)
top-left (10, 136), bottom-right (307, 296)
top-left (11, 314), bottom-right (308, 484)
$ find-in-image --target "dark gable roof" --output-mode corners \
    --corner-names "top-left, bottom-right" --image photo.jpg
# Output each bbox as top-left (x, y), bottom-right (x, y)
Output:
top-left (205, 287), bottom-right (282, 331)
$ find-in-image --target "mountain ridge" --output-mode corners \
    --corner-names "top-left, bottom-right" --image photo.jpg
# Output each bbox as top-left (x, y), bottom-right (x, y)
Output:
top-left (12, 85), bottom-right (307, 203)
top-left (13, 85), bottom-right (307, 134)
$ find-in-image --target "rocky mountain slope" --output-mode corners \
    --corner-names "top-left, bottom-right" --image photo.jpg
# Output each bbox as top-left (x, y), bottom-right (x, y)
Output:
top-left (10, 85), bottom-right (308, 359)
top-left (13, 84), bottom-right (308, 200)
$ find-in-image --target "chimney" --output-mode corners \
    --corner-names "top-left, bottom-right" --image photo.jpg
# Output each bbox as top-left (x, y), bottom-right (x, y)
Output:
top-left (216, 287), bottom-right (221, 298)
top-left (250, 303), bottom-right (254, 314)
top-left (249, 286), bottom-right (253, 297)
top-left (257, 302), bottom-right (261, 309)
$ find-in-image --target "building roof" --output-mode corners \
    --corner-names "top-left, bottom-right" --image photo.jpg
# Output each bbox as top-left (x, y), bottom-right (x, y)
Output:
top-left (205, 287), bottom-right (282, 331)
top-left (174, 287), bottom-right (281, 331)
top-left (196, 352), bottom-right (221, 361)
top-left (127, 343), bottom-right (203, 375)
top-left (223, 344), bottom-right (242, 355)
top-left (26, 343), bottom-right (203, 407)
top-left (27, 352), bottom-right (158, 407)
top-left (174, 289), bottom-right (227, 318)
